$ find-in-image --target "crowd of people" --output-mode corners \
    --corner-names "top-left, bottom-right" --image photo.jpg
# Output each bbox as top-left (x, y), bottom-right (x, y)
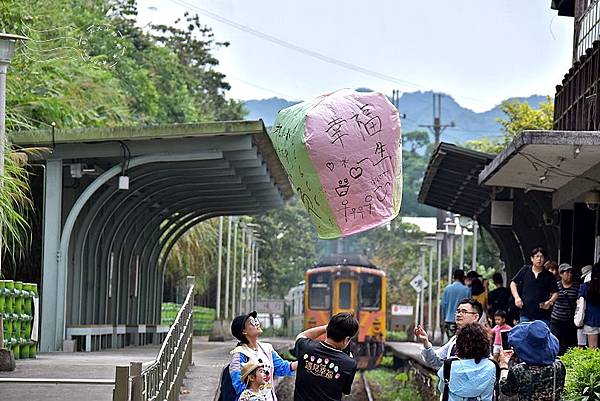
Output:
top-left (414, 246), bottom-right (600, 400)
top-left (219, 246), bottom-right (600, 401)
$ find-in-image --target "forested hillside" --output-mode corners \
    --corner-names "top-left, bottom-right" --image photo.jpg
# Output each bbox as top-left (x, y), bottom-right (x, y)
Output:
top-left (1, 0), bottom-right (246, 133)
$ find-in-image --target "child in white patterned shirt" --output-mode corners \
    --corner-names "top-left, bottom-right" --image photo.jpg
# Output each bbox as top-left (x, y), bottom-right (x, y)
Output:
top-left (239, 358), bottom-right (267, 401)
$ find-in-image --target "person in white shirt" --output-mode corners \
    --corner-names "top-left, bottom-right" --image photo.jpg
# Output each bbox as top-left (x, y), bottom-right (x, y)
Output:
top-left (414, 298), bottom-right (483, 369)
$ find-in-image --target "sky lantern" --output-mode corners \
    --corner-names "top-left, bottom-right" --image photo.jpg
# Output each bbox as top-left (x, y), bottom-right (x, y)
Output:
top-left (269, 89), bottom-right (402, 239)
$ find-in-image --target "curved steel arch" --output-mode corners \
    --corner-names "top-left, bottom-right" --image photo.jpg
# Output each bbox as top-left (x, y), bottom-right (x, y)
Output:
top-left (53, 150), bottom-right (223, 345)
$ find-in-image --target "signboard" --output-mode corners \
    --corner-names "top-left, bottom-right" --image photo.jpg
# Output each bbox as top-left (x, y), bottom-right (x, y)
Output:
top-left (255, 299), bottom-right (285, 315)
top-left (391, 304), bottom-right (413, 316)
top-left (268, 89), bottom-right (402, 239)
top-left (410, 275), bottom-right (428, 293)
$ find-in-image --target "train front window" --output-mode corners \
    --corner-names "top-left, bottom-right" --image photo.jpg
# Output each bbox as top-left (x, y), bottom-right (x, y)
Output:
top-left (309, 275), bottom-right (330, 310)
top-left (339, 282), bottom-right (352, 309)
top-left (360, 274), bottom-right (381, 310)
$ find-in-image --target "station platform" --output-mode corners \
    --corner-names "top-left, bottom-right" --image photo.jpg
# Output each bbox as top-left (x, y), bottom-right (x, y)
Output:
top-left (0, 336), bottom-right (294, 401)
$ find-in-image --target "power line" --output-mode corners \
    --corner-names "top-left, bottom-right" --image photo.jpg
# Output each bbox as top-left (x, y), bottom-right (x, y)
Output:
top-left (168, 0), bottom-right (492, 106)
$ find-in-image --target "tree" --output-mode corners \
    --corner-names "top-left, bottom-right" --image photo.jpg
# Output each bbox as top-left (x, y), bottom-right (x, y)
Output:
top-left (0, 0), bottom-right (248, 277)
top-left (401, 130), bottom-right (436, 217)
top-left (251, 200), bottom-right (319, 298)
top-left (466, 97), bottom-right (554, 154)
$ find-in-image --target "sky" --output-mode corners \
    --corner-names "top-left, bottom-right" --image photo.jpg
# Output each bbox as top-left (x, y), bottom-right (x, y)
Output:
top-left (137, 0), bottom-right (574, 112)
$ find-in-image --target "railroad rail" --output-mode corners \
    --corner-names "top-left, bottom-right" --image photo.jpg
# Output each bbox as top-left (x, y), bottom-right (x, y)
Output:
top-left (361, 371), bottom-right (375, 401)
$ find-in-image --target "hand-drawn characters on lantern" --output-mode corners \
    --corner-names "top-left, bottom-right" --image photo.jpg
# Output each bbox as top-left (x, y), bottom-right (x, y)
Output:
top-left (374, 182), bottom-right (392, 202)
top-left (325, 161), bottom-right (335, 171)
top-left (326, 117), bottom-right (348, 148)
top-left (371, 170), bottom-right (390, 186)
top-left (351, 104), bottom-right (382, 141)
top-left (335, 178), bottom-right (350, 197)
top-left (297, 187), bottom-right (321, 219)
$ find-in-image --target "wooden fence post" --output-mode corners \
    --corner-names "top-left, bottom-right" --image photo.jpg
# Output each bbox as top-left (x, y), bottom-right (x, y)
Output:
top-left (130, 361), bottom-right (143, 401)
top-left (112, 365), bottom-right (129, 401)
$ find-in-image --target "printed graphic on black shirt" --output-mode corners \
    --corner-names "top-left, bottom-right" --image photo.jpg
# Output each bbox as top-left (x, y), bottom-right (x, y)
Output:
top-left (294, 337), bottom-right (357, 401)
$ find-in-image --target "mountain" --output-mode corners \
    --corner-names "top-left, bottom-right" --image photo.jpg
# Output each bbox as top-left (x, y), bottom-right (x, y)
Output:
top-left (243, 91), bottom-right (550, 144)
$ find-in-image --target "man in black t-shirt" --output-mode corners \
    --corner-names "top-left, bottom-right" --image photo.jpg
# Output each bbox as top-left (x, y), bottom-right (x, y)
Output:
top-left (488, 272), bottom-right (512, 321)
top-left (294, 313), bottom-right (359, 401)
top-left (510, 247), bottom-right (559, 324)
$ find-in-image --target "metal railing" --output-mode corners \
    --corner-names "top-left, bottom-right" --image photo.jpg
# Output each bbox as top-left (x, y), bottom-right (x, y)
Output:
top-left (554, 39), bottom-right (600, 131)
top-left (577, 0), bottom-right (600, 59)
top-left (114, 276), bottom-right (195, 401)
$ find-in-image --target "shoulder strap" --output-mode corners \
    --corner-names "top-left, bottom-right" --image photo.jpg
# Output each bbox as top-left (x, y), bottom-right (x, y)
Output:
top-left (442, 357), bottom-right (459, 401)
top-left (488, 358), bottom-right (501, 401)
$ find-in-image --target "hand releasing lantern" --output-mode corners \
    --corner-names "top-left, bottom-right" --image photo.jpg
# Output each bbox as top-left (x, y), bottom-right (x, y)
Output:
top-left (269, 89), bottom-right (402, 239)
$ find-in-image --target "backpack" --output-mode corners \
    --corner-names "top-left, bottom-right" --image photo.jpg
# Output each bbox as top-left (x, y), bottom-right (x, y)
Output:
top-left (442, 357), bottom-right (501, 401)
top-left (216, 364), bottom-right (238, 401)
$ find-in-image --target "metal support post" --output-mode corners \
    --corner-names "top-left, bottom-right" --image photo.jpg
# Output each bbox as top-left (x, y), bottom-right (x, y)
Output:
top-left (224, 216), bottom-right (232, 320)
top-left (245, 235), bottom-right (252, 313)
top-left (231, 220), bottom-right (238, 318)
top-left (459, 226), bottom-right (465, 270)
top-left (216, 216), bottom-right (223, 319)
top-left (419, 250), bottom-right (425, 327)
top-left (40, 159), bottom-right (63, 352)
top-left (471, 221), bottom-right (479, 271)
top-left (253, 246), bottom-right (259, 311)
top-left (239, 229), bottom-right (246, 314)
top-left (447, 234), bottom-right (454, 284)
top-left (435, 236), bottom-right (443, 342)
top-left (428, 244), bottom-right (434, 334)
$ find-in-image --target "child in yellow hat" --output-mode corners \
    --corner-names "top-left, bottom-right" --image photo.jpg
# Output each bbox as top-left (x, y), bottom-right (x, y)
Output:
top-left (239, 358), bottom-right (268, 401)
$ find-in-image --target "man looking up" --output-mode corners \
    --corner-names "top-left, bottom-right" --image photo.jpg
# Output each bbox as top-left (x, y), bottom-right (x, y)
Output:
top-left (415, 298), bottom-right (483, 369)
top-left (510, 247), bottom-right (559, 324)
top-left (293, 313), bottom-right (359, 401)
top-left (441, 270), bottom-right (471, 339)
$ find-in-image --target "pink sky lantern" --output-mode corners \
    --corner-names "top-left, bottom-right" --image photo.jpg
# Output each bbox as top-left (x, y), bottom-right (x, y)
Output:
top-left (268, 89), bottom-right (402, 239)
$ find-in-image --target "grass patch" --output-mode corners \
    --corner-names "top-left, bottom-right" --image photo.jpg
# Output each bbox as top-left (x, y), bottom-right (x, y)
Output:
top-left (364, 368), bottom-right (422, 401)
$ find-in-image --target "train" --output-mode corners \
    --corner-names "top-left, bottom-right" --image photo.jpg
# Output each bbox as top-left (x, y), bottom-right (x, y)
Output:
top-left (286, 255), bottom-right (387, 369)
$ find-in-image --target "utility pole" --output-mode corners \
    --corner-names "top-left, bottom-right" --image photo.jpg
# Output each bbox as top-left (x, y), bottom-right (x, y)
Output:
top-left (391, 89), bottom-right (407, 119)
top-left (419, 93), bottom-right (455, 230)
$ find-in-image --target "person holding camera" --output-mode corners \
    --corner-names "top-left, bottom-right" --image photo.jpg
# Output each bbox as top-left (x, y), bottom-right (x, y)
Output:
top-left (415, 298), bottom-right (484, 369)
top-left (498, 320), bottom-right (565, 401)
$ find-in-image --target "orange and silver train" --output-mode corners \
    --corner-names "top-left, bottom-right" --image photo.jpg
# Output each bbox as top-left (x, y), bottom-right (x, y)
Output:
top-left (287, 256), bottom-right (387, 368)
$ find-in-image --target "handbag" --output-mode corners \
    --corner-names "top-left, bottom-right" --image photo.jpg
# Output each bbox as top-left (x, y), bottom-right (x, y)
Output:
top-left (574, 296), bottom-right (586, 328)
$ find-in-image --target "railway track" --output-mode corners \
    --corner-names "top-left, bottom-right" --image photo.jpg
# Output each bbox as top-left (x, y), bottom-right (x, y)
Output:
top-left (361, 371), bottom-right (375, 401)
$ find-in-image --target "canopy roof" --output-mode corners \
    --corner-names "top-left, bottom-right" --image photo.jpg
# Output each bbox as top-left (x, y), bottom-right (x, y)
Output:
top-left (418, 142), bottom-right (495, 218)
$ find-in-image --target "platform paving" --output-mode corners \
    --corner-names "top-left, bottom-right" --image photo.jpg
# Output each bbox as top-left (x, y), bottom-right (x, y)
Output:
top-left (0, 336), bottom-right (295, 401)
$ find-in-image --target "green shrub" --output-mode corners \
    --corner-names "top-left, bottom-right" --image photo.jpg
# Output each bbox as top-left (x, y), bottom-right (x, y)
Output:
top-left (561, 347), bottom-right (600, 401)
top-left (387, 330), bottom-right (408, 342)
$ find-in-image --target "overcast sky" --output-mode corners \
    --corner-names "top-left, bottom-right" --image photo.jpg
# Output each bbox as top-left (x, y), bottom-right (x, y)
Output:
top-left (137, 0), bottom-right (574, 112)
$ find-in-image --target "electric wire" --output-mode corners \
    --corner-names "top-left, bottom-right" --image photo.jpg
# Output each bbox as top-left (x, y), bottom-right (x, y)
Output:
top-left (168, 0), bottom-right (493, 106)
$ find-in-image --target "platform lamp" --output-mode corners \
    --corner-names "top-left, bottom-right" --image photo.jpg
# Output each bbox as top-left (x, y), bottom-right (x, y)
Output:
top-left (444, 217), bottom-right (457, 284)
top-left (434, 229), bottom-right (445, 343)
top-left (417, 242), bottom-right (429, 332)
top-left (0, 33), bottom-right (26, 277)
top-left (424, 236), bottom-right (437, 335)
top-left (457, 215), bottom-right (472, 271)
